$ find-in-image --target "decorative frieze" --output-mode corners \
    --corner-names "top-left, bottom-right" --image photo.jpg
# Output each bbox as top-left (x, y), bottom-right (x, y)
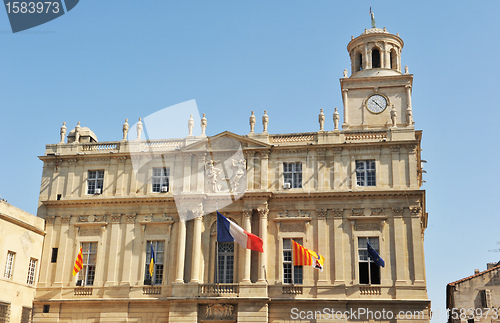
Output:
top-left (370, 208), bottom-right (385, 216)
top-left (200, 303), bottom-right (236, 321)
top-left (78, 228), bottom-right (101, 236)
top-left (351, 208), bottom-right (365, 216)
top-left (332, 209), bottom-right (344, 218)
top-left (145, 225), bottom-right (169, 236)
top-left (111, 214), bottom-right (121, 223)
top-left (410, 206), bottom-right (422, 216)
top-left (316, 209), bottom-right (327, 217)
top-left (126, 214), bottom-right (136, 223)
top-left (45, 216), bottom-right (55, 224)
top-left (355, 222), bottom-right (380, 231)
top-left (61, 216), bottom-right (71, 223)
top-left (280, 222), bottom-right (306, 233)
top-left (392, 208), bottom-right (404, 217)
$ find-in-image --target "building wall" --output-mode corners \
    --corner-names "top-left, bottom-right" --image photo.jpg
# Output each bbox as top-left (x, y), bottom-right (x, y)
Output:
top-left (447, 266), bottom-right (500, 323)
top-left (0, 200), bottom-right (45, 322)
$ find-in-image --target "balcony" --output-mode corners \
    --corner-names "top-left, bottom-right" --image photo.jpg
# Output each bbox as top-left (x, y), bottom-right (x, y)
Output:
top-left (199, 284), bottom-right (239, 297)
top-left (360, 286), bottom-right (381, 295)
top-left (282, 285), bottom-right (303, 295)
top-left (74, 287), bottom-right (92, 296)
top-left (143, 286), bottom-right (161, 295)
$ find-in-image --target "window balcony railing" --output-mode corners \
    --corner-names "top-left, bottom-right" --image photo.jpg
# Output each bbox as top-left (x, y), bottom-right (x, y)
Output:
top-left (74, 287), bottom-right (93, 296)
top-left (143, 286), bottom-right (161, 295)
top-left (360, 286), bottom-right (381, 295)
top-left (199, 284), bottom-right (239, 296)
top-left (282, 285), bottom-right (303, 295)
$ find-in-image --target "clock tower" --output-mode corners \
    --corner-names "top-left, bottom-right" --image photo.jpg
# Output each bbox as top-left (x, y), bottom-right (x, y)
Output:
top-left (340, 27), bottom-right (414, 133)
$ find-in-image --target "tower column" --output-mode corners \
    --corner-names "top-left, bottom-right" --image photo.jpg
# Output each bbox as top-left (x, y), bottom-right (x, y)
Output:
top-left (175, 215), bottom-right (187, 283)
top-left (190, 213), bottom-right (203, 283)
top-left (257, 205), bottom-right (268, 283)
top-left (342, 89), bottom-right (349, 128)
top-left (242, 210), bottom-right (252, 283)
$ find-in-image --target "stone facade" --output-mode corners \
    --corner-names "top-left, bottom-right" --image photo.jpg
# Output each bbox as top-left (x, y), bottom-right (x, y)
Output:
top-left (32, 27), bottom-right (430, 322)
top-left (447, 263), bottom-right (500, 323)
top-left (0, 200), bottom-right (45, 323)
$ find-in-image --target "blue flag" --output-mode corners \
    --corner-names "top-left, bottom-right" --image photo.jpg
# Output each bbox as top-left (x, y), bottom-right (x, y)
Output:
top-left (367, 242), bottom-right (385, 267)
top-left (149, 243), bottom-right (155, 281)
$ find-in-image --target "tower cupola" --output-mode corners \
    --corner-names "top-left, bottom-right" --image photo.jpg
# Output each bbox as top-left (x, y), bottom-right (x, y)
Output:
top-left (347, 27), bottom-right (404, 77)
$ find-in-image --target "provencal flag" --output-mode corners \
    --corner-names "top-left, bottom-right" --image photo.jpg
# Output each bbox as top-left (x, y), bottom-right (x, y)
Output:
top-left (72, 247), bottom-right (83, 276)
top-left (292, 240), bottom-right (325, 271)
top-left (149, 244), bottom-right (155, 278)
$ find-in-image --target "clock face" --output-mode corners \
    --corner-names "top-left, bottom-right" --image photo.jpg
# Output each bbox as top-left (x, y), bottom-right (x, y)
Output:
top-left (366, 94), bottom-right (388, 114)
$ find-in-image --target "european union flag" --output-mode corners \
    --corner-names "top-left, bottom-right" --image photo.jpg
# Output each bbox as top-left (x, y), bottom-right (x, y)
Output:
top-left (367, 242), bottom-right (385, 267)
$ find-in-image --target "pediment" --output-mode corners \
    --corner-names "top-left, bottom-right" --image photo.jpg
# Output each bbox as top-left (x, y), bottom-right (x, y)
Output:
top-left (181, 131), bottom-right (271, 153)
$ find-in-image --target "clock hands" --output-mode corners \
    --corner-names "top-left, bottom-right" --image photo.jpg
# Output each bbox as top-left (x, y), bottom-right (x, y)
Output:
top-left (373, 100), bottom-right (383, 109)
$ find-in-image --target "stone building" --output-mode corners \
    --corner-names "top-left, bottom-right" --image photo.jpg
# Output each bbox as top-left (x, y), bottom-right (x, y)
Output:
top-left (446, 262), bottom-right (500, 323)
top-left (0, 200), bottom-right (45, 323)
top-left (33, 26), bottom-right (430, 322)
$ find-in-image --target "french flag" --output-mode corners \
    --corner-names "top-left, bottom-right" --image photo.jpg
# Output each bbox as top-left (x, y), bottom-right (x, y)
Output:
top-left (217, 211), bottom-right (263, 252)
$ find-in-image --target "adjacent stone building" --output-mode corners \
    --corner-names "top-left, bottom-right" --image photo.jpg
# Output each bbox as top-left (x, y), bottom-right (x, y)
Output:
top-left (0, 200), bottom-right (45, 323)
top-left (32, 26), bottom-right (430, 322)
top-left (447, 262), bottom-right (500, 323)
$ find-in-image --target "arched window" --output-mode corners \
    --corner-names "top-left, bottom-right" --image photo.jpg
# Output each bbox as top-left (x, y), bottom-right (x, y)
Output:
top-left (354, 52), bottom-right (363, 72)
top-left (390, 49), bottom-right (398, 70)
top-left (372, 48), bottom-right (381, 68)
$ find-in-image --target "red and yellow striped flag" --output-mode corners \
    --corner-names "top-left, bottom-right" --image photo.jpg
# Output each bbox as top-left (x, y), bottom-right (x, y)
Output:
top-left (72, 247), bottom-right (83, 276)
top-left (292, 240), bottom-right (325, 271)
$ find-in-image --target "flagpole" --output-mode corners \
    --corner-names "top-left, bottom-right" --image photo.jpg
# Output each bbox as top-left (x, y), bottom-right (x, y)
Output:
top-left (215, 202), bottom-right (219, 285)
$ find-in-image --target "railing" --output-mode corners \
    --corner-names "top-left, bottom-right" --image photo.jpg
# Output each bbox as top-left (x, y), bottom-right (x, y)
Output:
top-left (143, 286), bottom-right (161, 295)
top-left (360, 286), bottom-right (381, 295)
top-left (344, 131), bottom-right (387, 141)
top-left (282, 285), bottom-right (303, 295)
top-left (74, 287), bottom-right (93, 296)
top-left (144, 140), bottom-right (184, 150)
top-left (272, 134), bottom-right (315, 143)
top-left (199, 284), bottom-right (239, 296)
top-left (81, 143), bottom-right (119, 152)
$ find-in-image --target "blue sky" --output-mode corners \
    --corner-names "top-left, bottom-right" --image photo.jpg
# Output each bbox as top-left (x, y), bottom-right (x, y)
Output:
top-left (1, 1), bottom-right (499, 320)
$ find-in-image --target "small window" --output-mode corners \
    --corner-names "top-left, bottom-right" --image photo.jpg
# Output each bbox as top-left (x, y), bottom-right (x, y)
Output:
top-left (144, 241), bottom-right (165, 285)
top-left (0, 302), bottom-right (11, 321)
top-left (372, 48), bottom-right (381, 68)
top-left (78, 242), bottom-right (97, 286)
top-left (356, 160), bottom-right (376, 187)
top-left (283, 238), bottom-right (303, 285)
top-left (152, 168), bottom-right (170, 193)
top-left (358, 237), bottom-right (381, 285)
top-left (57, 194), bottom-right (62, 200)
top-left (283, 162), bottom-right (302, 189)
top-left (87, 170), bottom-right (104, 194)
top-left (42, 305), bottom-right (50, 313)
top-left (217, 242), bottom-right (234, 284)
top-left (390, 49), bottom-right (397, 70)
top-left (27, 258), bottom-right (37, 285)
top-left (20, 307), bottom-right (32, 323)
top-left (51, 248), bottom-right (58, 263)
top-left (4, 251), bottom-right (15, 279)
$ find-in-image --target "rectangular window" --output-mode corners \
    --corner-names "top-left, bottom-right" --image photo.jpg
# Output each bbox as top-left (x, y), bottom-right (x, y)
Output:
top-left (4, 251), bottom-right (15, 279)
top-left (42, 305), bottom-right (50, 313)
top-left (152, 168), bottom-right (170, 193)
top-left (216, 242), bottom-right (234, 284)
top-left (356, 160), bottom-right (376, 186)
top-left (20, 307), bottom-right (32, 323)
top-left (87, 170), bottom-right (104, 194)
top-left (27, 258), bottom-right (37, 285)
top-left (0, 302), bottom-right (10, 322)
top-left (78, 242), bottom-right (97, 286)
top-left (358, 237), bottom-right (381, 285)
top-left (51, 248), bottom-right (58, 263)
top-left (283, 162), bottom-right (302, 189)
top-left (283, 238), bottom-right (303, 284)
top-left (144, 241), bottom-right (164, 285)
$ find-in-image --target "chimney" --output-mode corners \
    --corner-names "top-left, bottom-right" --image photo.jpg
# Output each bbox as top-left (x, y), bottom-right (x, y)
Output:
top-left (474, 269), bottom-right (480, 275)
top-left (487, 263), bottom-right (497, 270)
